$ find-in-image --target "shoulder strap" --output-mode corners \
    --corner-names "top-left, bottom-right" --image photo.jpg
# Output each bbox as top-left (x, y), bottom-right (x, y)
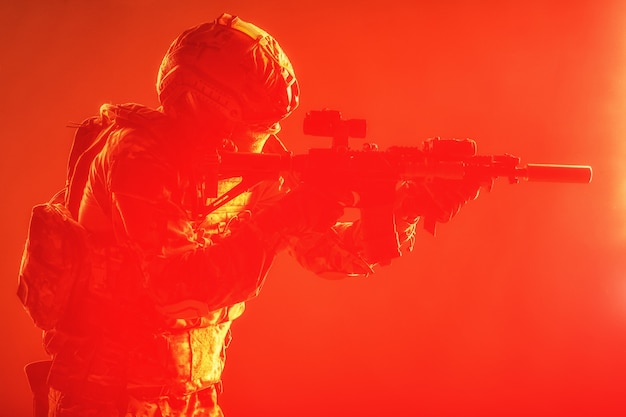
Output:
top-left (65, 116), bottom-right (114, 218)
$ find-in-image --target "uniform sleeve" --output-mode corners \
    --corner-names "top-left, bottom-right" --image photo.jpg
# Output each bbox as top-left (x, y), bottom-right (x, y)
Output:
top-left (106, 130), bottom-right (274, 313)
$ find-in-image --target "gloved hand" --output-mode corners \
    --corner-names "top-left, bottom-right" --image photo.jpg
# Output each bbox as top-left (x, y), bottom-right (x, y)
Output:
top-left (250, 184), bottom-right (349, 249)
top-left (395, 178), bottom-right (482, 233)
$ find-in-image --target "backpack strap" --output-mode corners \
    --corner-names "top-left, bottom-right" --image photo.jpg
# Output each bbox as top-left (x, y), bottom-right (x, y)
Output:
top-left (65, 117), bottom-right (114, 218)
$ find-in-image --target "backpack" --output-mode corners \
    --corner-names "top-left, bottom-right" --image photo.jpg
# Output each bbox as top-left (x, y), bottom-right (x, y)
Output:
top-left (17, 115), bottom-right (112, 330)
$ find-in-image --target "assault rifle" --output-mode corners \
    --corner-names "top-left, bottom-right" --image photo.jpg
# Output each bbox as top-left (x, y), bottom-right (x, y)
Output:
top-left (205, 109), bottom-right (593, 264)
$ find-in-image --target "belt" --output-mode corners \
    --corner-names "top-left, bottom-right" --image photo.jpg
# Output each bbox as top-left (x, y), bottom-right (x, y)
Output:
top-left (126, 381), bottom-right (222, 400)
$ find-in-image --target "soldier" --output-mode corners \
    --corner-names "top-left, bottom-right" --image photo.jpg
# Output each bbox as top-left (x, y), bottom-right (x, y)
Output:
top-left (22, 13), bottom-right (478, 416)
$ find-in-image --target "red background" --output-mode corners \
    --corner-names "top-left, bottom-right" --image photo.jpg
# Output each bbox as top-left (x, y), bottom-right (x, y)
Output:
top-left (2, 1), bottom-right (625, 416)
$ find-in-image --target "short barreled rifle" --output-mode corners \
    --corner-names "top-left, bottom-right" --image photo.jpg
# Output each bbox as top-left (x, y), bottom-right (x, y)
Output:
top-left (204, 109), bottom-right (593, 264)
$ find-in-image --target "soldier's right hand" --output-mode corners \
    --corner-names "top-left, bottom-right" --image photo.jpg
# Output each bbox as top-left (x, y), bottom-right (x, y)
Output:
top-left (251, 184), bottom-right (349, 239)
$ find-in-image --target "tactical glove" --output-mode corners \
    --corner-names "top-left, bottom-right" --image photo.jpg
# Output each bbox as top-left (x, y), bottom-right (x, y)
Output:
top-left (250, 184), bottom-right (348, 249)
top-left (396, 178), bottom-right (482, 234)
